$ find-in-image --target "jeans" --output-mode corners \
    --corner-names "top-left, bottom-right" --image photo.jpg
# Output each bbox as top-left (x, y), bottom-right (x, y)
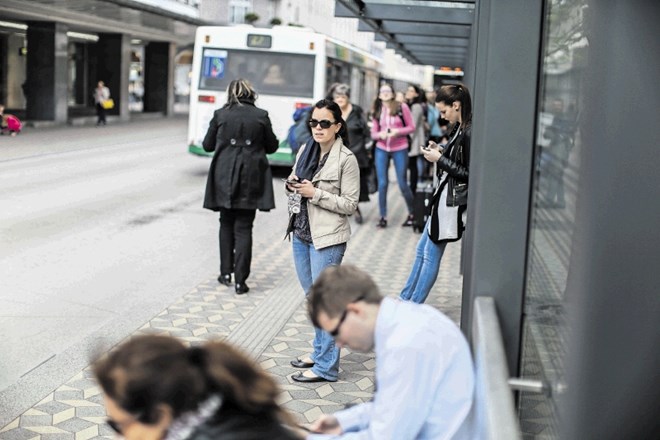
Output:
top-left (374, 147), bottom-right (414, 218)
top-left (219, 208), bottom-right (256, 284)
top-left (399, 221), bottom-right (447, 304)
top-left (292, 235), bottom-right (346, 380)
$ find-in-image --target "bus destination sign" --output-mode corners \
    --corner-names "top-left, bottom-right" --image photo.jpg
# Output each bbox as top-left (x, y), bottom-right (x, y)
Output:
top-left (247, 34), bottom-right (272, 49)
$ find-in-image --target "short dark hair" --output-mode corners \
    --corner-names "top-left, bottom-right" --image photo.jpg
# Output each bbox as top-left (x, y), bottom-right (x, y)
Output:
top-left (307, 265), bottom-right (382, 327)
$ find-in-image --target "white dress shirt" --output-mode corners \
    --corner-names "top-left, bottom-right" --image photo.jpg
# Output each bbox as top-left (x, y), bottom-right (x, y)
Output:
top-left (308, 297), bottom-right (475, 440)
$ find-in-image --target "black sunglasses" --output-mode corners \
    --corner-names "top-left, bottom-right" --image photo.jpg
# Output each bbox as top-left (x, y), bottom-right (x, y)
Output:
top-left (308, 119), bottom-right (337, 129)
top-left (106, 418), bottom-right (124, 434)
top-left (329, 295), bottom-right (366, 337)
top-left (106, 412), bottom-right (143, 435)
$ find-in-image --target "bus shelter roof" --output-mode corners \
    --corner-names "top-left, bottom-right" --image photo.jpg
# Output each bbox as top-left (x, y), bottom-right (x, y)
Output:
top-left (335, 0), bottom-right (475, 70)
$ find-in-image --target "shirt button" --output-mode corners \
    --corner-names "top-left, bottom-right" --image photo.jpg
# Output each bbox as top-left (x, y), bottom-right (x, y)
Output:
top-left (230, 138), bottom-right (236, 145)
top-left (245, 139), bottom-right (252, 145)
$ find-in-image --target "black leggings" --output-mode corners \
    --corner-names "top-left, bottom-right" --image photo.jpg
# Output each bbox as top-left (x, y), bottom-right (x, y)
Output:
top-left (219, 208), bottom-right (256, 284)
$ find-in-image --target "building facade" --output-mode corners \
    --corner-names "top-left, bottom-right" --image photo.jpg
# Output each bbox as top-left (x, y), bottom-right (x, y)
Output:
top-left (0, 0), bottom-right (203, 124)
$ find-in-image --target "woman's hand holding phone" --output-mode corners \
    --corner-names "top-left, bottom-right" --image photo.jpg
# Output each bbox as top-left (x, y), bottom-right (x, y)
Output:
top-left (283, 175), bottom-right (300, 190)
top-left (422, 140), bottom-right (443, 162)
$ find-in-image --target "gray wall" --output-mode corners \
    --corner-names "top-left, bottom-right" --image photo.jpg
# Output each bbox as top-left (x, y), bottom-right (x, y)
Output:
top-left (462, 0), bottom-right (543, 374)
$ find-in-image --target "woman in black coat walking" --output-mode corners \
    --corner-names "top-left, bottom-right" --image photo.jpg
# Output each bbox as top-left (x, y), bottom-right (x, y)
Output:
top-left (202, 79), bottom-right (278, 294)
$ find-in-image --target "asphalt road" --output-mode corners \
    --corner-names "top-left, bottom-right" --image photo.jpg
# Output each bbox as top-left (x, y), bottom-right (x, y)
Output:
top-left (0, 118), bottom-right (290, 417)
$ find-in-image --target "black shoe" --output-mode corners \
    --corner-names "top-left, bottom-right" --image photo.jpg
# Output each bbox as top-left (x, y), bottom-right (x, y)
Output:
top-left (290, 358), bottom-right (315, 369)
top-left (235, 283), bottom-right (250, 294)
top-left (402, 214), bottom-right (414, 227)
top-left (376, 217), bottom-right (387, 228)
top-left (291, 371), bottom-right (335, 383)
top-left (218, 274), bottom-right (232, 286)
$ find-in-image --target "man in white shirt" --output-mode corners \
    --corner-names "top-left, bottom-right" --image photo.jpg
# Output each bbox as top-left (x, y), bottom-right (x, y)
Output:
top-left (305, 265), bottom-right (475, 440)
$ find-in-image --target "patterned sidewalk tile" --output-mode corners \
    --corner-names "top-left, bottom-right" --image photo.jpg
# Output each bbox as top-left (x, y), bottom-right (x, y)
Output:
top-left (0, 185), bottom-right (465, 438)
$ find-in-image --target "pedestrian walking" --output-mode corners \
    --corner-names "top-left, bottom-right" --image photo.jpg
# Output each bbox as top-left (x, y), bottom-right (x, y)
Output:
top-left (202, 79), bottom-right (279, 294)
top-left (326, 83), bottom-right (371, 224)
top-left (306, 265), bottom-right (475, 439)
top-left (400, 84), bottom-right (472, 304)
top-left (284, 99), bottom-right (359, 383)
top-left (370, 83), bottom-right (416, 228)
top-left (93, 80), bottom-right (111, 126)
top-left (93, 334), bottom-right (303, 440)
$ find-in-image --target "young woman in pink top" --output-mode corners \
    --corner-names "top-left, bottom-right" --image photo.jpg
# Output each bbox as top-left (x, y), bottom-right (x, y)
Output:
top-left (370, 83), bottom-right (416, 228)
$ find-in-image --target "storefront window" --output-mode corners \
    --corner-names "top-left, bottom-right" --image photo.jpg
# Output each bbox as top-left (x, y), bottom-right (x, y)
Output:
top-left (519, 0), bottom-right (587, 437)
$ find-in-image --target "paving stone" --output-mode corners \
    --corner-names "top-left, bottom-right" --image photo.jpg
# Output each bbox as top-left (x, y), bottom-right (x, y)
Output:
top-left (2, 189), bottom-right (465, 435)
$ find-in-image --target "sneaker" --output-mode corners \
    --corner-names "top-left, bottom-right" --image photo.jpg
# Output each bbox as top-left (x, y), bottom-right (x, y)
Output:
top-left (401, 214), bottom-right (414, 227)
top-left (377, 217), bottom-right (387, 228)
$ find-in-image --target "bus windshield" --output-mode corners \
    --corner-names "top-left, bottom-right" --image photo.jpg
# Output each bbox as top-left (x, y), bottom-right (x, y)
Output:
top-left (199, 48), bottom-right (315, 98)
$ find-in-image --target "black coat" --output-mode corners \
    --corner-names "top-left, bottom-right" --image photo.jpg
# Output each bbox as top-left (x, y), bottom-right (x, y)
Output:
top-left (202, 99), bottom-right (279, 211)
top-left (436, 124), bottom-right (470, 207)
top-left (345, 104), bottom-right (371, 169)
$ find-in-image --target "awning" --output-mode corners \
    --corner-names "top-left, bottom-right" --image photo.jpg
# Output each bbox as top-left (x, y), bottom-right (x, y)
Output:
top-left (335, 0), bottom-right (475, 70)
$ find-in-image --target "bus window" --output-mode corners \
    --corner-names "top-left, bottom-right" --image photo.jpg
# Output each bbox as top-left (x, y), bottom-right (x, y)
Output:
top-left (199, 48), bottom-right (315, 98)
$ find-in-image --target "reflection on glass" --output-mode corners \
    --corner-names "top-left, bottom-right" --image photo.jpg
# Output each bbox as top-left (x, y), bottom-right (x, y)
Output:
top-left (198, 48), bottom-right (315, 98)
top-left (520, 0), bottom-right (587, 437)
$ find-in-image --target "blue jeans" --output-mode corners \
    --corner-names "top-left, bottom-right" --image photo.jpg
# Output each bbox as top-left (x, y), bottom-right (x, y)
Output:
top-left (292, 235), bottom-right (346, 380)
top-left (375, 147), bottom-right (414, 218)
top-left (399, 222), bottom-right (447, 304)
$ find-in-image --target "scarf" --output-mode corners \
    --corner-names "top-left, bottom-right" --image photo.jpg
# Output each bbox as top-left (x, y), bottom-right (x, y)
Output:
top-left (163, 394), bottom-right (222, 440)
top-left (294, 139), bottom-right (320, 181)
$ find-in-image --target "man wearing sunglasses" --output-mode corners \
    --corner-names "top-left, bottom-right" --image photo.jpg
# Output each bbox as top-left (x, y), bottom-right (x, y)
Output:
top-left (305, 265), bottom-right (475, 439)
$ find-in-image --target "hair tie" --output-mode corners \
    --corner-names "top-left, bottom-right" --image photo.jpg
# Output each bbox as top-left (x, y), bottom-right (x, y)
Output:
top-left (188, 346), bottom-right (207, 366)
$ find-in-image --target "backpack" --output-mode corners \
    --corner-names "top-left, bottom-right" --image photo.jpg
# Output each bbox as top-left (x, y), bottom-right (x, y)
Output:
top-left (287, 106), bottom-right (312, 154)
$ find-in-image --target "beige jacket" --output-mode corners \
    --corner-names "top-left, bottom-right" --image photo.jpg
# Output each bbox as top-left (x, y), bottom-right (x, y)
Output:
top-left (291, 138), bottom-right (360, 249)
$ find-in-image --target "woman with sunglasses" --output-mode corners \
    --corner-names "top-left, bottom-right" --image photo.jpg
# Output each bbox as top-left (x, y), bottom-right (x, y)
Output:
top-left (400, 84), bottom-right (472, 304)
top-left (93, 334), bottom-right (303, 439)
top-left (370, 83), bottom-right (416, 228)
top-left (285, 99), bottom-right (360, 383)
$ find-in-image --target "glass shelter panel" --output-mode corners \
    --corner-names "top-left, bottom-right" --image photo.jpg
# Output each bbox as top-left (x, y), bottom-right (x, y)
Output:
top-left (519, 0), bottom-right (586, 437)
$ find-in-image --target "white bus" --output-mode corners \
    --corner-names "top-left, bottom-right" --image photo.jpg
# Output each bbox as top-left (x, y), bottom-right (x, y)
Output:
top-left (187, 25), bottom-right (382, 166)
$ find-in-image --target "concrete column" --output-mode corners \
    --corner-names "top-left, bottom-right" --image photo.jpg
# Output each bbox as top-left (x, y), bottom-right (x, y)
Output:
top-left (25, 22), bottom-right (68, 122)
top-left (94, 33), bottom-right (130, 122)
top-left (144, 42), bottom-right (175, 115)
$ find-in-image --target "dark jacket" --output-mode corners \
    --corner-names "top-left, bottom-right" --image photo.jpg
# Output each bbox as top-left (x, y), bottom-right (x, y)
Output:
top-left (436, 123), bottom-right (470, 207)
top-left (189, 409), bottom-right (300, 440)
top-left (202, 99), bottom-right (279, 211)
top-left (345, 104), bottom-right (371, 169)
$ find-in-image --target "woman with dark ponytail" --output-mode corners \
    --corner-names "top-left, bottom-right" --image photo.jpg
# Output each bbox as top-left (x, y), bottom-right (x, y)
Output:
top-left (93, 334), bottom-right (302, 439)
top-left (399, 83), bottom-right (472, 304)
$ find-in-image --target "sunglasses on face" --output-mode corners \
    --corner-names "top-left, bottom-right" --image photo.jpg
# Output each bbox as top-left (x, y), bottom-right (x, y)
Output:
top-left (309, 119), bottom-right (337, 129)
top-left (106, 418), bottom-right (125, 434)
top-left (106, 412), bottom-right (143, 435)
top-left (329, 295), bottom-right (366, 337)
